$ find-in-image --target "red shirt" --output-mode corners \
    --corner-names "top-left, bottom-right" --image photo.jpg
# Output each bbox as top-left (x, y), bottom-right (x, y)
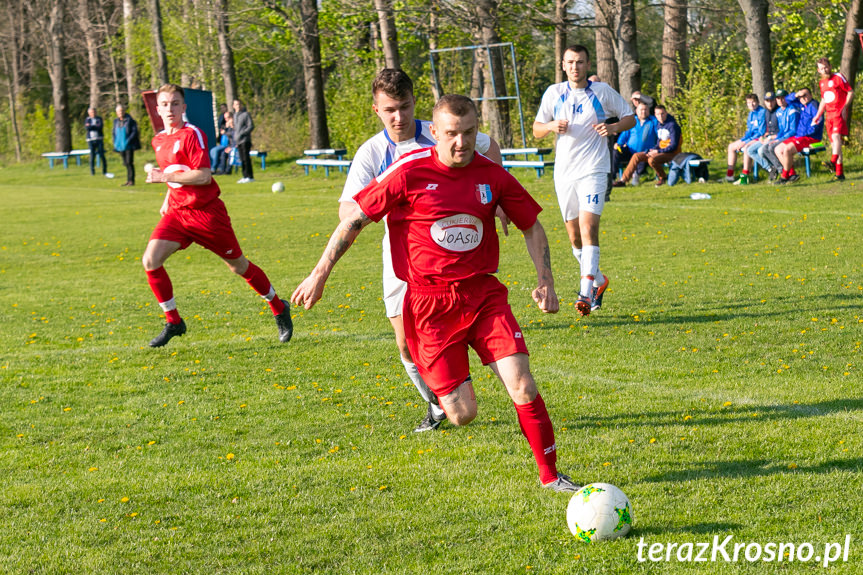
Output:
top-left (152, 123), bottom-right (220, 210)
top-left (819, 73), bottom-right (851, 115)
top-left (354, 147), bottom-right (542, 286)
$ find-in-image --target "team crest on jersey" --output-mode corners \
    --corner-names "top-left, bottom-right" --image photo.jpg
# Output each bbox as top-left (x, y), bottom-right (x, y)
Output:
top-left (475, 184), bottom-right (492, 205)
top-left (430, 214), bottom-right (483, 252)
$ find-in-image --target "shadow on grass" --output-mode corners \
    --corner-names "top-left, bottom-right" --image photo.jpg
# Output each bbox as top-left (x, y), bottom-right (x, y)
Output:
top-left (639, 457), bottom-right (863, 483)
top-left (634, 522), bottom-right (743, 537)
top-left (566, 397), bottom-right (863, 430)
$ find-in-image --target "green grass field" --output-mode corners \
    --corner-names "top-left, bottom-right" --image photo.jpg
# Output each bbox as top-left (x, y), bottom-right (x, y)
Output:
top-left (1, 158), bottom-right (861, 573)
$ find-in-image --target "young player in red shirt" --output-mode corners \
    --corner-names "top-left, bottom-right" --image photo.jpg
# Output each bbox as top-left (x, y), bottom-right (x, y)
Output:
top-left (813, 57), bottom-right (853, 181)
top-left (293, 94), bottom-right (579, 492)
top-left (142, 84), bottom-right (292, 347)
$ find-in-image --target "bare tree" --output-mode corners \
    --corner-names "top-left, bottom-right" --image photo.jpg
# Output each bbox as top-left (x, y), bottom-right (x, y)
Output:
top-left (554, 0), bottom-right (572, 84)
top-left (28, 0), bottom-right (72, 152)
top-left (374, 0), bottom-right (400, 69)
top-left (738, 0), bottom-right (773, 97)
top-left (215, 0), bottom-right (238, 105)
top-left (661, 0), bottom-right (687, 100)
top-left (474, 0), bottom-right (512, 146)
top-left (594, 0), bottom-right (618, 89)
top-left (76, 0), bottom-right (100, 109)
top-left (839, 0), bottom-right (863, 121)
top-left (0, 0), bottom-right (26, 160)
top-left (429, 0), bottom-right (443, 100)
top-left (123, 0), bottom-right (136, 106)
top-left (615, 0), bottom-right (640, 99)
top-left (149, 0), bottom-right (169, 85)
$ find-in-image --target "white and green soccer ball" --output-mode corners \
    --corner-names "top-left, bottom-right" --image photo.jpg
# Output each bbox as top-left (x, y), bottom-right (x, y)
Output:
top-left (566, 483), bottom-right (633, 542)
top-left (271, 181), bottom-right (285, 193)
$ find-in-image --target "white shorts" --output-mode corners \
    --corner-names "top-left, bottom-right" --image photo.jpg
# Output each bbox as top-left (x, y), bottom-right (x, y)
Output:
top-left (555, 172), bottom-right (608, 221)
top-left (381, 224), bottom-right (406, 317)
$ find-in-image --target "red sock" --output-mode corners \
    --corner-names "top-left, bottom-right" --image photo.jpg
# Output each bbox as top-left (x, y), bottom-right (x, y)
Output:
top-left (789, 168), bottom-right (797, 176)
top-left (837, 163), bottom-right (844, 176)
top-left (742, 169), bottom-right (750, 176)
top-left (514, 394), bottom-right (558, 484)
top-left (832, 154), bottom-right (839, 165)
top-left (781, 169), bottom-right (788, 178)
top-left (242, 261), bottom-right (285, 315)
top-left (146, 266), bottom-right (181, 324)
top-left (726, 168), bottom-right (734, 178)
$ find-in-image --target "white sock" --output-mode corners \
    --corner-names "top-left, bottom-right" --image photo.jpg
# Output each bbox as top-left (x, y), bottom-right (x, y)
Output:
top-left (572, 246), bottom-right (582, 265)
top-left (401, 357), bottom-right (444, 419)
top-left (158, 297), bottom-right (177, 312)
top-left (580, 245), bottom-right (600, 296)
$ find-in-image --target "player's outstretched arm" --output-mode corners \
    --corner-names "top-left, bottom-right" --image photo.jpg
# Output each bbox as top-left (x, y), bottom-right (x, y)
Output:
top-left (147, 166), bottom-right (213, 186)
top-left (291, 203), bottom-right (372, 310)
top-left (522, 220), bottom-right (559, 314)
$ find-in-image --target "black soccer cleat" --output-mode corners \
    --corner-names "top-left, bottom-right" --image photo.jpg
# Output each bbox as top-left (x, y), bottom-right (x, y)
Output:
top-left (275, 299), bottom-right (293, 343)
top-left (149, 319), bottom-right (187, 347)
top-left (542, 473), bottom-right (582, 493)
top-left (413, 403), bottom-right (446, 433)
top-left (831, 174), bottom-right (846, 182)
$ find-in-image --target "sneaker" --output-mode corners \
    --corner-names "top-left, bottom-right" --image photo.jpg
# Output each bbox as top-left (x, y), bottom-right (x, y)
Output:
top-left (786, 173), bottom-right (800, 183)
top-left (823, 160), bottom-right (836, 173)
top-left (733, 174), bottom-right (749, 186)
top-left (413, 403), bottom-right (446, 432)
top-left (654, 178), bottom-right (665, 188)
top-left (149, 319), bottom-right (187, 347)
top-left (576, 294), bottom-right (592, 317)
top-left (104, 172), bottom-right (115, 179)
top-left (831, 174), bottom-right (846, 182)
top-left (591, 275), bottom-right (609, 311)
top-left (237, 177), bottom-right (249, 184)
top-left (632, 173), bottom-right (640, 186)
top-left (612, 180), bottom-right (626, 188)
top-left (767, 169), bottom-right (778, 182)
top-left (777, 177), bottom-right (788, 185)
top-left (542, 473), bottom-right (582, 493)
top-left (275, 299), bottom-right (293, 343)
top-left (724, 174), bottom-right (736, 183)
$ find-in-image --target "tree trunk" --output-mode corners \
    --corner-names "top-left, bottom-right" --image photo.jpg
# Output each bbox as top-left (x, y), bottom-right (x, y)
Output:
top-left (215, 0), bottom-right (237, 105)
top-left (475, 0), bottom-right (512, 146)
top-left (95, 1), bottom-right (122, 105)
top-left (299, 0), bottom-right (329, 148)
top-left (554, 0), bottom-right (570, 84)
top-left (840, 0), bottom-right (863, 122)
top-left (0, 0), bottom-right (24, 160)
top-left (428, 1), bottom-right (442, 100)
top-left (615, 0), bottom-right (640, 99)
top-left (374, 0), bottom-right (400, 69)
top-left (77, 0), bottom-right (100, 109)
top-left (594, 0), bottom-right (618, 89)
top-left (45, 0), bottom-right (72, 152)
top-left (123, 0), bottom-right (136, 107)
top-left (661, 0), bottom-right (687, 100)
top-left (149, 0), bottom-right (169, 85)
top-left (738, 0), bottom-right (773, 97)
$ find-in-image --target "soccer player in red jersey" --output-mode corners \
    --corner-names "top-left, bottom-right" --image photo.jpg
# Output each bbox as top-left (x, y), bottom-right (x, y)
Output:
top-left (813, 57), bottom-right (853, 181)
top-left (142, 84), bottom-right (292, 347)
top-left (292, 94), bottom-right (579, 492)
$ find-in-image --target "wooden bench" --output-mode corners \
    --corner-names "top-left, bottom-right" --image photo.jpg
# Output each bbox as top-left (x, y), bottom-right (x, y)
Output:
top-left (500, 147), bottom-right (554, 178)
top-left (42, 149), bottom-right (91, 169)
top-left (297, 148), bottom-right (350, 176)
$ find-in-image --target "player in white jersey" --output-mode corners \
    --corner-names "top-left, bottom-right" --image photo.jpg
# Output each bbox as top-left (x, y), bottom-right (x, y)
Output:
top-left (533, 45), bottom-right (634, 317)
top-left (338, 69), bottom-right (502, 433)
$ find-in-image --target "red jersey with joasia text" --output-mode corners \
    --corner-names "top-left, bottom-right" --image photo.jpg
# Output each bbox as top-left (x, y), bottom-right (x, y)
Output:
top-left (820, 73), bottom-right (851, 115)
top-left (353, 147), bottom-right (542, 286)
top-left (152, 122), bottom-right (220, 210)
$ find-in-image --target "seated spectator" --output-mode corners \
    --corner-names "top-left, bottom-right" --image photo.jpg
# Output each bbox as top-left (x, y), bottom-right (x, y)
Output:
top-left (612, 101), bottom-right (658, 185)
top-left (614, 102), bottom-right (681, 188)
top-left (737, 91), bottom-right (779, 184)
top-left (774, 88), bottom-right (823, 184)
top-left (761, 90), bottom-right (800, 181)
top-left (210, 111), bottom-right (232, 173)
top-left (725, 93), bottom-right (766, 182)
top-left (668, 152), bottom-right (710, 186)
top-left (213, 114), bottom-right (236, 175)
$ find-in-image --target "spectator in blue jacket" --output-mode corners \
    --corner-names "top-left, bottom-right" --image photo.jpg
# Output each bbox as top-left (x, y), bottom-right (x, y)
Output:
top-left (761, 90), bottom-right (800, 181)
top-left (774, 88), bottom-right (823, 184)
top-left (737, 92), bottom-right (779, 184)
top-left (725, 94), bottom-right (765, 182)
top-left (614, 102), bottom-right (681, 188)
top-left (612, 101), bottom-right (658, 184)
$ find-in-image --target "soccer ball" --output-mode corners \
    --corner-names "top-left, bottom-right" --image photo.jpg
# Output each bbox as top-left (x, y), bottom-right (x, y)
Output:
top-left (566, 483), bottom-right (633, 542)
top-left (144, 162), bottom-right (155, 174)
top-left (272, 181), bottom-right (285, 193)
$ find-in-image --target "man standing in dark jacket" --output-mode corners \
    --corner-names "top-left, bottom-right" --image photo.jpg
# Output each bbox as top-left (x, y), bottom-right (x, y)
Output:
top-left (615, 103), bottom-right (681, 187)
top-left (232, 99), bottom-right (255, 184)
top-left (85, 108), bottom-right (109, 177)
top-left (113, 105), bottom-right (141, 186)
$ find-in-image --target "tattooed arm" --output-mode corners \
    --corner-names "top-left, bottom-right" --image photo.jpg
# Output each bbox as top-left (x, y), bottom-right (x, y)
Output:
top-left (291, 203), bottom-right (373, 309)
top-left (522, 220), bottom-right (559, 314)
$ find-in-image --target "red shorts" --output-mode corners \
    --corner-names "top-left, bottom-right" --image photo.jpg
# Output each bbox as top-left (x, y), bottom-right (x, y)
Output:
top-left (150, 198), bottom-right (243, 259)
top-left (403, 274), bottom-right (529, 398)
top-left (785, 136), bottom-right (820, 153)
top-left (826, 113), bottom-right (849, 137)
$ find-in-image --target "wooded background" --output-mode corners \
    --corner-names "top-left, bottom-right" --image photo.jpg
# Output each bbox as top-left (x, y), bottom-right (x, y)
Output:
top-left (2, 0), bottom-right (862, 162)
